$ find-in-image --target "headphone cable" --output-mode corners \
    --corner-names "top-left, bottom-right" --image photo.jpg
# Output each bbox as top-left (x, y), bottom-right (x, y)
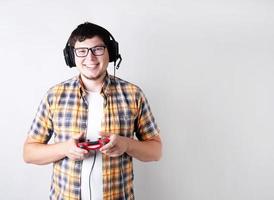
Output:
top-left (89, 151), bottom-right (97, 200)
top-left (113, 55), bottom-right (122, 79)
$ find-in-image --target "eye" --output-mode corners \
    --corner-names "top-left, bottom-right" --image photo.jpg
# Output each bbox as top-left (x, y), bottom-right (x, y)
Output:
top-left (91, 46), bottom-right (105, 56)
top-left (93, 46), bottom-right (104, 51)
top-left (75, 48), bottom-right (88, 56)
top-left (78, 49), bottom-right (87, 53)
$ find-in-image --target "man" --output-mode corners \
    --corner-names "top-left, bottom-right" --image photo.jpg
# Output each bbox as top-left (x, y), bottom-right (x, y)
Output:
top-left (23, 22), bottom-right (162, 200)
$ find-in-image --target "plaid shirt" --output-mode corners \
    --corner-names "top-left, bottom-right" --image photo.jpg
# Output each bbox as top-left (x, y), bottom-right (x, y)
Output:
top-left (28, 74), bottom-right (160, 200)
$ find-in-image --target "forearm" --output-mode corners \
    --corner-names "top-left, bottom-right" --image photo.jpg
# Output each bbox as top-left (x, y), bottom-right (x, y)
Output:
top-left (23, 140), bottom-right (67, 165)
top-left (126, 136), bottom-right (162, 162)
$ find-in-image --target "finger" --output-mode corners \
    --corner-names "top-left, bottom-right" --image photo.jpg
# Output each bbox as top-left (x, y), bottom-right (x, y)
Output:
top-left (70, 154), bottom-right (85, 161)
top-left (103, 149), bottom-right (122, 157)
top-left (105, 145), bottom-right (117, 154)
top-left (70, 147), bottom-right (88, 156)
top-left (108, 141), bottom-right (114, 148)
top-left (100, 141), bottom-right (115, 151)
top-left (77, 147), bottom-right (89, 155)
top-left (99, 131), bottom-right (111, 138)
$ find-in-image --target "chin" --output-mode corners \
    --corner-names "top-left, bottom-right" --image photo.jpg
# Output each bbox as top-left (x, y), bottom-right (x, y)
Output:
top-left (83, 72), bottom-right (105, 81)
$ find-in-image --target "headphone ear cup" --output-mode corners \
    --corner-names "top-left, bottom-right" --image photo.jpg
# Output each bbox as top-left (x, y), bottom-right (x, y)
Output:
top-left (108, 40), bottom-right (119, 62)
top-left (63, 45), bottom-right (75, 67)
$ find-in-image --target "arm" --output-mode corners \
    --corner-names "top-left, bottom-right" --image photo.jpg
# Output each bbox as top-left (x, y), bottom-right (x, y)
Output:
top-left (126, 135), bottom-right (162, 161)
top-left (23, 136), bottom-right (67, 165)
top-left (23, 134), bottom-right (88, 165)
top-left (100, 134), bottom-right (162, 162)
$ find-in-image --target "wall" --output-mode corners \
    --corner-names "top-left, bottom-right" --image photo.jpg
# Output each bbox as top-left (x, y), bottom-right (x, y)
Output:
top-left (0, 0), bottom-right (274, 199)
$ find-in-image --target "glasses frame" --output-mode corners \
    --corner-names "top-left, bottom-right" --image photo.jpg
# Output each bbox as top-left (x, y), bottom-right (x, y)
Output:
top-left (74, 46), bottom-right (106, 57)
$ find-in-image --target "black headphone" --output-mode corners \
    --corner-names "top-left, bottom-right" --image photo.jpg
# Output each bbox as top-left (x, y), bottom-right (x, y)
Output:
top-left (63, 23), bottom-right (122, 69)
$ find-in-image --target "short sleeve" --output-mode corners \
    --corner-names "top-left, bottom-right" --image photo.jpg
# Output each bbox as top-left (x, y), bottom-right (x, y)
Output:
top-left (28, 90), bottom-right (54, 143)
top-left (135, 89), bottom-right (160, 141)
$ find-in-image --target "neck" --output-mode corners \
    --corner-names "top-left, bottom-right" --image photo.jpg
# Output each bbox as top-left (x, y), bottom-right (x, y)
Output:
top-left (80, 73), bottom-right (106, 92)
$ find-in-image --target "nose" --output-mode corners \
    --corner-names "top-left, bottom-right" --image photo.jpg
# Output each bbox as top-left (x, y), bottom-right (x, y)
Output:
top-left (85, 49), bottom-right (97, 61)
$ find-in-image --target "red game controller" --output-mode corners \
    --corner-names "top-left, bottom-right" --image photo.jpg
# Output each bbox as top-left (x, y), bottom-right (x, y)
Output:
top-left (77, 137), bottom-right (110, 150)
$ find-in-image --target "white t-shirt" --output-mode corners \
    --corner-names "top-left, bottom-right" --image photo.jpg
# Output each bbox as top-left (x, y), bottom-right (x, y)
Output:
top-left (81, 92), bottom-right (104, 200)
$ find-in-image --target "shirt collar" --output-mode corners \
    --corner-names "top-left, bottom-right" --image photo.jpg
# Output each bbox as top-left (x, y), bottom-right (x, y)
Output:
top-left (77, 75), bottom-right (88, 98)
top-left (76, 73), bottom-right (113, 98)
top-left (101, 73), bottom-right (112, 97)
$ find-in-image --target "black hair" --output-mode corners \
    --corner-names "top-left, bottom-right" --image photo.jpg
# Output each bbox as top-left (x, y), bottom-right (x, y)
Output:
top-left (68, 22), bottom-right (111, 48)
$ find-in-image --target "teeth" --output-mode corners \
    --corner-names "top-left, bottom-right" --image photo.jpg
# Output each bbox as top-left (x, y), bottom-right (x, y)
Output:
top-left (84, 64), bottom-right (98, 68)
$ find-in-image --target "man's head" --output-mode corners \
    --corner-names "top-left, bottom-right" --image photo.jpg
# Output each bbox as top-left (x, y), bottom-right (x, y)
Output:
top-left (68, 22), bottom-right (111, 50)
top-left (63, 22), bottom-right (120, 68)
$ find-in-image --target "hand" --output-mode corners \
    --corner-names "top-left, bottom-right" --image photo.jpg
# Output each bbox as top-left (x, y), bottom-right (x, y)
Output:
top-left (64, 132), bottom-right (88, 161)
top-left (99, 132), bottom-right (130, 157)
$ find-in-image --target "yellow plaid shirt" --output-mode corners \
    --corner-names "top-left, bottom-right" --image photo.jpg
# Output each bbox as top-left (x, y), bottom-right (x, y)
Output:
top-left (28, 74), bottom-right (160, 200)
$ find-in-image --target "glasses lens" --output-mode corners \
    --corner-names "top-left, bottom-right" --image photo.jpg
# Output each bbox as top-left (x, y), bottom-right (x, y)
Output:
top-left (75, 48), bottom-right (88, 57)
top-left (92, 46), bottom-right (105, 56)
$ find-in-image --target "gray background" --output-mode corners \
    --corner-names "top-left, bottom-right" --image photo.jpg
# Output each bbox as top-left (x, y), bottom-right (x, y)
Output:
top-left (1, 0), bottom-right (274, 199)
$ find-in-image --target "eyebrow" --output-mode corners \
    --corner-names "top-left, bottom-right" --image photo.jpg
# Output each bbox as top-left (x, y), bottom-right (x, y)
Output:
top-left (74, 44), bottom-right (106, 49)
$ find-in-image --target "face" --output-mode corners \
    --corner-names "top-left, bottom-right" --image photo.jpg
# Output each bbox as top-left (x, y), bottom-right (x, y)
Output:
top-left (74, 36), bottom-right (109, 82)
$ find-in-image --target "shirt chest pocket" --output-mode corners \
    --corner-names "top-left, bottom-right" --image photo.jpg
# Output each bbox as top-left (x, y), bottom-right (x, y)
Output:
top-left (116, 108), bottom-right (137, 137)
top-left (52, 108), bottom-right (83, 141)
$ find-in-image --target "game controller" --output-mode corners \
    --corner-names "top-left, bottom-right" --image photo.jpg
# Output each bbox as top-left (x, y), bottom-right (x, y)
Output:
top-left (77, 137), bottom-right (110, 150)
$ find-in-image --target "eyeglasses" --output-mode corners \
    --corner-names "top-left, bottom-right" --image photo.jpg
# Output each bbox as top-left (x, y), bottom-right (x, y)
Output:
top-left (74, 46), bottom-right (106, 57)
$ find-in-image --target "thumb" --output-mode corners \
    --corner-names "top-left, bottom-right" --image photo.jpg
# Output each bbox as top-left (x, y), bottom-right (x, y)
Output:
top-left (99, 131), bottom-right (111, 138)
top-left (73, 132), bottom-right (85, 140)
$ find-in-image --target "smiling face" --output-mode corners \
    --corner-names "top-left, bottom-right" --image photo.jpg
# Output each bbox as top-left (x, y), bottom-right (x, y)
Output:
top-left (74, 36), bottom-right (110, 83)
